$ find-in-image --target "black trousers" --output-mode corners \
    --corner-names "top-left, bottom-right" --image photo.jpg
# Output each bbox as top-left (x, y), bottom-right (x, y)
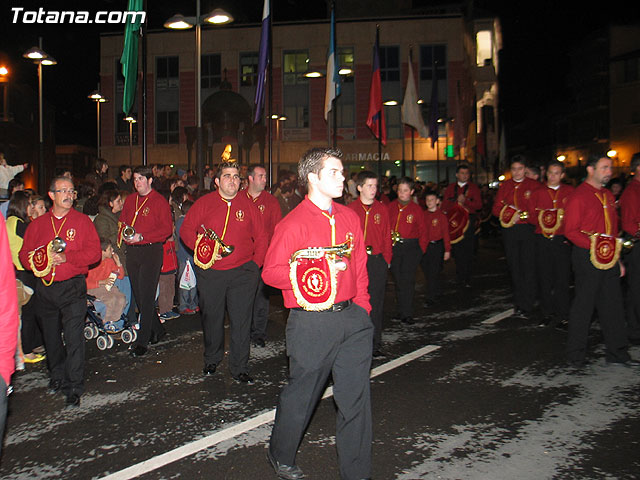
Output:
top-left (624, 245), bottom-right (640, 340)
top-left (0, 377), bottom-right (6, 457)
top-left (196, 261), bottom-right (259, 376)
top-left (366, 254), bottom-right (388, 352)
top-left (36, 275), bottom-right (86, 396)
top-left (15, 269), bottom-right (43, 353)
top-left (567, 247), bottom-right (629, 363)
top-left (451, 214), bottom-right (476, 285)
top-left (390, 239), bottom-right (422, 319)
top-left (126, 243), bottom-right (165, 348)
top-left (269, 303), bottom-right (373, 480)
top-left (501, 224), bottom-right (536, 312)
top-left (421, 240), bottom-right (444, 302)
top-left (251, 268), bottom-right (270, 343)
top-left (535, 234), bottom-right (572, 318)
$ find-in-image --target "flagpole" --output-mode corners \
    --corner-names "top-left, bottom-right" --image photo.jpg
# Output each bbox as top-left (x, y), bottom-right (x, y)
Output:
top-left (268, 0), bottom-right (273, 188)
top-left (332, 1), bottom-right (338, 149)
top-left (141, 0), bottom-right (147, 166)
top-left (401, 126), bottom-right (405, 177)
top-left (376, 26), bottom-right (382, 179)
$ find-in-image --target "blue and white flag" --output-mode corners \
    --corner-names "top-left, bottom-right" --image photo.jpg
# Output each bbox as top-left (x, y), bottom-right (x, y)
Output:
top-left (324, 8), bottom-right (341, 121)
top-left (253, 0), bottom-right (270, 124)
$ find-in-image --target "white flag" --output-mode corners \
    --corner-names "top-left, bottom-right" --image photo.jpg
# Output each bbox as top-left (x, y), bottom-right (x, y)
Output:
top-left (401, 54), bottom-right (428, 139)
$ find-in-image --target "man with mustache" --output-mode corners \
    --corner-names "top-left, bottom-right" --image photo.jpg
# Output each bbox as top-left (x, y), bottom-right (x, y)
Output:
top-left (19, 176), bottom-right (101, 407)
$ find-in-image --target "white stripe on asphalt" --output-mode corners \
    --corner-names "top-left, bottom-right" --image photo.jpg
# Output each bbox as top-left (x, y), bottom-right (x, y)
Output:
top-left (481, 308), bottom-right (514, 325)
top-left (98, 344), bottom-right (441, 480)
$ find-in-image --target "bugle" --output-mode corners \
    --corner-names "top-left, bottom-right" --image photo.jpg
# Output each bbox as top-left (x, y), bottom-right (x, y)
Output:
top-left (200, 224), bottom-right (234, 257)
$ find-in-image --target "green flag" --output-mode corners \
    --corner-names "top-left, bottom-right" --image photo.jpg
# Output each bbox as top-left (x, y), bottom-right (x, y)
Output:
top-left (120, 0), bottom-right (144, 116)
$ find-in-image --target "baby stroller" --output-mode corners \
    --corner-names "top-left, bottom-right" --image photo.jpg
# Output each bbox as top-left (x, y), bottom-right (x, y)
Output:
top-left (84, 294), bottom-right (138, 350)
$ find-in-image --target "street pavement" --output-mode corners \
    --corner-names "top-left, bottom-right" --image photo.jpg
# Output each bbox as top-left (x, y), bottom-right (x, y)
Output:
top-left (2, 234), bottom-right (639, 479)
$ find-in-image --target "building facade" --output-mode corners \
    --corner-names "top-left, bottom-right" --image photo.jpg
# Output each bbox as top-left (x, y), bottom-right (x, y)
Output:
top-left (99, 11), bottom-right (501, 183)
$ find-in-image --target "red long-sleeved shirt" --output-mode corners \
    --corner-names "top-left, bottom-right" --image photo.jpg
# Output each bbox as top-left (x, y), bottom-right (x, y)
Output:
top-left (86, 257), bottom-right (124, 290)
top-left (441, 182), bottom-right (483, 214)
top-left (19, 208), bottom-right (101, 283)
top-left (120, 189), bottom-right (173, 245)
top-left (619, 178), bottom-right (640, 237)
top-left (424, 209), bottom-right (451, 252)
top-left (262, 196), bottom-right (371, 313)
top-left (564, 181), bottom-right (619, 250)
top-left (180, 190), bottom-right (268, 269)
top-left (0, 215), bottom-right (19, 386)
top-left (347, 198), bottom-right (393, 264)
top-left (530, 184), bottom-right (574, 235)
top-left (492, 177), bottom-right (541, 224)
top-left (247, 190), bottom-right (282, 244)
top-left (388, 200), bottom-right (428, 252)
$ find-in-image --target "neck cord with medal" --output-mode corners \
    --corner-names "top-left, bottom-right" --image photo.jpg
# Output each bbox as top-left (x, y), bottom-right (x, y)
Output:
top-left (360, 201), bottom-right (371, 244)
top-left (594, 191), bottom-right (613, 236)
top-left (211, 194), bottom-right (232, 260)
top-left (131, 194), bottom-right (149, 230)
top-left (43, 216), bottom-right (67, 286)
top-left (394, 202), bottom-right (407, 234)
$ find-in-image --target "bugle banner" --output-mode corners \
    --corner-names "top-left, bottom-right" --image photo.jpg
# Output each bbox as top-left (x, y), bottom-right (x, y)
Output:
top-left (446, 203), bottom-right (470, 244)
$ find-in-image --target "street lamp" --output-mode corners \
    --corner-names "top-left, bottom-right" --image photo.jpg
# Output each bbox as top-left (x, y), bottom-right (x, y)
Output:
top-left (0, 65), bottom-right (9, 122)
top-left (270, 114), bottom-right (287, 181)
top-left (164, 3), bottom-right (234, 190)
top-left (125, 116), bottom-right (137, 165)
top-left (23, 44), bottom-right (56, 194)
top-left (88, 91), bottom-right (108, 159)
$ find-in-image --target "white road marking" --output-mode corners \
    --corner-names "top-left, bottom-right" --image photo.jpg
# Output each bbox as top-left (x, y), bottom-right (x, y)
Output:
top-left (481, 308), bottom-right (514, 325)
top-left (98, 344), bottom-right (441, 480)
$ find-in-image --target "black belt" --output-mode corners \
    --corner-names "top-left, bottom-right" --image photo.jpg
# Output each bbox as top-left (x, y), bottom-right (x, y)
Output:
top-left (128, 242), bottom-right (161, 248)
top-left (430, 239), bottom-right (444, 244)
top-left (293, 299), bottom-right (352, 313)
top-left (395, 237), bottom-right (419, 245)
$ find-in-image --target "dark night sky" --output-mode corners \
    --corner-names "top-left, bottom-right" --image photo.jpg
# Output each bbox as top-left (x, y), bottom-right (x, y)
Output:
top-left (1, 0), bottom-right (637, 149)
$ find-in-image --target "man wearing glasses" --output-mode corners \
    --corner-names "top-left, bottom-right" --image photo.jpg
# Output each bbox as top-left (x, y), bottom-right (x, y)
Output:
top-left (120, 166), bottom-right (173, 357)
top-left (19, 176), bottom-right (101, 408)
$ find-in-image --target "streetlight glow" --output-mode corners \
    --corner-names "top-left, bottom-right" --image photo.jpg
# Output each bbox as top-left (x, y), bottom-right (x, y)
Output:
top-left (164, 14), bottom-right (194, 29)
top-left (0, 66), bottom-right (8, 76)
top-left (607, 150), bottom-right (617, 158)
top-left (557, 155), bottom-right (566, 162)
top-left (204, 8), bottom-right (234, 24)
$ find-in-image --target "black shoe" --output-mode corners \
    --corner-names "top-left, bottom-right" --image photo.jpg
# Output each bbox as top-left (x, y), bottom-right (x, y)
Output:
top-left (65, 393), bottom-right (80, 408)
top-left (423, 300), bottom-right (435, 308)
top-left (267, 449), bottom-right (305, 480)
top-left (203, 364), bottom-right (217, 376)
top-left (538, 315), bottom-right (554, 327)
top-left (233, 373), bottom-right (254, 384)
top-left (48, 379), bottom-right (62, 395)
top-left (252, 338), bottom-right (266, 348)
top-left (150, 329), bottom-right (167, 345)
top-left (391, 315), bottom-right (402, 322)
top-left (606, 358), bottom-right (640, 367)
top-left (401, 317), bottom-right (415, 325)
top-left (372, 349), bottom-right (387, 359)
top-left (129, 344), bottom-right (148, 357)
top-left (555, 318), bottom-right (569, 331)
top-left (512, 308), bottom-right (529, 319)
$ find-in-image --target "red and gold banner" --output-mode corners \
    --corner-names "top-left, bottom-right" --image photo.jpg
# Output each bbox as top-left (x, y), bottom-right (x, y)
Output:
top-left (589, 234), bottom-right (622, 270)
top-left (289, 254), bottom-right (338, 311)
top-left (538, 208), bottom-right (564, 239)
top-left (499, 204), bottom-right (520, 228)
top-left (194, 233), bottom-right (219, 270)
top-left (446, 203), bottom-right (470, 244)
top-left (28, 242), bottom-right (54, 278)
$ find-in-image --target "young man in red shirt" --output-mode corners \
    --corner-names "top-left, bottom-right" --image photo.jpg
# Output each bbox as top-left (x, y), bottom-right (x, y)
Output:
top-left (422, 191), bottom-right (451, 307)
top-left (263, 148), bottom-right (372, 480)
top-left (120, 166), bottom-right (173, 357)
top-left (530, 160), bottom-right (574, 327)
top-left (619, 152), bottom-right (640, 345)
top-left (348, 170), bottom-right (392, 358)
top-left (246, 164), bottom-right (282, 348)
top-left (492, 155), bottom-right (541, 318)
top-left (19, 176), bottom-right (101, 407)
top-left (564, 155), bottom-right (638, 368)
top-left (388, 177), bottom-right (427, 325)
top-left (441, 164), bottom-right (481, 289)
top-left (180, 162), bottom-right (267, 384)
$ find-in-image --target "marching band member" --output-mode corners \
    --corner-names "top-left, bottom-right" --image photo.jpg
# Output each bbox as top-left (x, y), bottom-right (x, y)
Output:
top-left (119, 166), bottom-right (173, 357)
top-left (492, 155), bottom-right (541, 318)
top-left (19, 176), bottom-right (101, 407)
top-left (347, 170), bottom-right (392, 358)
top-left (422, 191), bottom-right (451, 307)
top-left (246, 164), bottom-right (282, 348)
top-left (530, 160), bottom-right (574, 326)
top-left (263, 148), bottom-right (372, 480)
top-left (388, 177), bottom-right (427, 325)
top-left (619, 152), bottom-right (640, 345)
top-left (564, 155), bottom-right (638, 368)
top-left (180, 162), bottom-right (267, 383)
top-left (441, 163), bottom-right (482, 289)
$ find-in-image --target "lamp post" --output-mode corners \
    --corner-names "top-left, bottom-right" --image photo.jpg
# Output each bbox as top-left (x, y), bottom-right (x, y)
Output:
top-left (125, 116), bottom-right (137, 165)
top-left (88, 91), bottom-right (107, 159)
top-left (165, 3), bottom-right (234, 190)
top-left (270, 114), bottom-right (287, 180)
top-left (23, 44), bottom-right (56, 194)
top-left (0, 65), bottom-right (9, 122)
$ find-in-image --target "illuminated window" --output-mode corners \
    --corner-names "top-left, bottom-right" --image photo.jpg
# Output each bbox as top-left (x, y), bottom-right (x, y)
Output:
top-left (283, 50), bottom-right (309, 128)
top-left (476, 30), bottom-right (492, 66)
